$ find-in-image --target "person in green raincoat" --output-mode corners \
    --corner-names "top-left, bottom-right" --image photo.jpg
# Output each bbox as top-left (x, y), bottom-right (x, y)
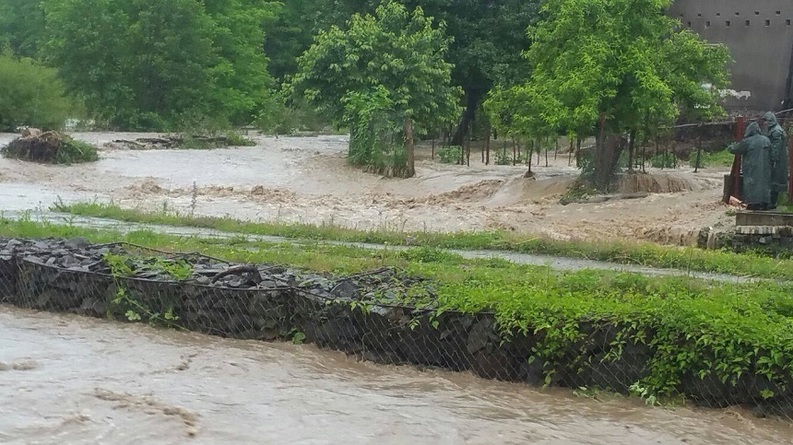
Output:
top-left (762, 112), bottom-right (788, 208)
top-left (728, 121), bottom-right (772, 210)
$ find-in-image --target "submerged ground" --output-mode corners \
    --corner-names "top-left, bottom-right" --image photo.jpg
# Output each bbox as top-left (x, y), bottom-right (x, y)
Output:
top-left (0, 132), bottom-right (733, 246)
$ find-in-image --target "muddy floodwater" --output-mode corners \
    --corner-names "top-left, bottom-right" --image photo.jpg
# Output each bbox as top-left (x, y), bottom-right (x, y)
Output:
top-left (2, 307), bottom-right (792, 445)
top-left (0, 132), bottom-right (733, 245)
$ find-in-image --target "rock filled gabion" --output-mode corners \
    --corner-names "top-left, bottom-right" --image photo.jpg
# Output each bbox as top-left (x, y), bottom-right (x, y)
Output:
top-left (1, 237), bottom-right (790, 417)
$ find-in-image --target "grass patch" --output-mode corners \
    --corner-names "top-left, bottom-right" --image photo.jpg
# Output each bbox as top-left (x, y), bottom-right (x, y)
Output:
top-left (53, 201), bottom-right (793, 280)
top-left (2, 216), bottom-right (793, 402)
top-left (176, 131), bottom-right (256, 149)
top-left (690, 149), bottom-right (734, 169)
top-left (58, 138), bottom-right (100, 164)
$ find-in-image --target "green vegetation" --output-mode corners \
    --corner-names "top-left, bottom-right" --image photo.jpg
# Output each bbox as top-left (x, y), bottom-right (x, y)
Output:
top-left (175, 132), bottom-right (256, 149)
top-left (0, 52), bottom-right (76, 131)
top-left (55, 138), bottom-right (99, 164)
top-left (40, 0), bottom-right (277, 130)
top-left (51, 201), bottom-right (793, 280)
top-left (288, 2), bottom-right (462, 177)
top-left (2, 215), bottom-right (793, 402)
top-left (690, 149), bottom-right (734, 169)
top-left (437, 145), bottom-right (462, 164)
top-left (1, 133), bottom-right (98, 164)
top-left (649, 152), bottom-right (678, 169)
top-left (487, 0), bottom-right (730, 189)
top-left (103, 251), bottom-right (186, 325)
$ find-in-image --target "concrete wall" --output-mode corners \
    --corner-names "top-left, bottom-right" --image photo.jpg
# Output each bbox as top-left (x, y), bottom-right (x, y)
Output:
top-left (668, 1), bottom-right (793, 112)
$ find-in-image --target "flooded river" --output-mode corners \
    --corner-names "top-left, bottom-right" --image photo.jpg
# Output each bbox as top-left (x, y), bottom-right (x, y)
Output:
top-left (2, 307), bottom-right (792, 444)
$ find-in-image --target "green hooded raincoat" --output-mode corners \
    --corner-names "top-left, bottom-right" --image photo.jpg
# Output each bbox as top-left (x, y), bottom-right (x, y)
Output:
top-left (763, 111), bottom-right (788, 195)
top-left (728, 121), bottom-right (772, 206)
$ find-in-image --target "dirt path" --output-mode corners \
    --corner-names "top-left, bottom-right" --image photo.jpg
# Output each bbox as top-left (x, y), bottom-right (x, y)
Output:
top-left (0, 132), bottom-right (734, 245)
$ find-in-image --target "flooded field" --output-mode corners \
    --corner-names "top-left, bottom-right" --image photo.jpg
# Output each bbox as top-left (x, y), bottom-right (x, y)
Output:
top-left (2, 306), bottom-right (792, 445)
top-left (0, 132), bottom-right (733, 245)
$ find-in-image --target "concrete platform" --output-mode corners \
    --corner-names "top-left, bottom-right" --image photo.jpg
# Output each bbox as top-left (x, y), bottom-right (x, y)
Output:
top-left (735, 211), bottom-right (793, 227)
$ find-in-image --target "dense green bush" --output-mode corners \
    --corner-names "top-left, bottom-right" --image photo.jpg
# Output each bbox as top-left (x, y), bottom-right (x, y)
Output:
top-left (437, 145), bottom-right (462, 164)
top-left (0, 52), bottom-right (74, 131)
top-left (42, 0), bottom-right (277, 131)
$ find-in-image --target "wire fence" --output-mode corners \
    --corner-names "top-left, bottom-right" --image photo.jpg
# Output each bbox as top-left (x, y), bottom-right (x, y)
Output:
top-left (1, 237), bottom-right (792, 420)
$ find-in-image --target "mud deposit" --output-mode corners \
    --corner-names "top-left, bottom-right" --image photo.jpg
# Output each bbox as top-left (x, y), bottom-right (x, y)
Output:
top-left (2, 306), bottom-right (793, 445)
top-left (0, 132), bottom-right (733, 245)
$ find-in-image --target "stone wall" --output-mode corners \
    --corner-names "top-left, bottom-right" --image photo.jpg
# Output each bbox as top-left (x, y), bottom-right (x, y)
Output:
top-left (699, 225), bottom-right (793, 256)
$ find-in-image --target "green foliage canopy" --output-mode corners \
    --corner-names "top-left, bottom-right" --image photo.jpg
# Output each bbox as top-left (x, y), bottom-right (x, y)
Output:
top-left (42, 0), bottom-right (277, 130)
top-left (488, 0), bottom-right (730, 187)
top-left (0, 51), bottom-right (74, 131)
top-left (0, 0), bottom-right (46, 58)
top-left (289, 2), bottom-right (462, 133)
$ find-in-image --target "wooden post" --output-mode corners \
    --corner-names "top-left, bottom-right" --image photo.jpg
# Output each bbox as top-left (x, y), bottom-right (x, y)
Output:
top-left (724, 115), bottom-right (744, 203)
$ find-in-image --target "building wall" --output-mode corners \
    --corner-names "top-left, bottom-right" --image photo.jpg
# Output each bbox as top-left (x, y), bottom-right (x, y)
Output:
top-left (668, 0), bottom-right (793, 112)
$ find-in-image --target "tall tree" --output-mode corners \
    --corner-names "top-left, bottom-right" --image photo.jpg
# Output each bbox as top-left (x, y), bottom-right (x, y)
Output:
top-left (43, 0), bottom-right (277, 130)
top-left (494, 0), bottom-right (729, 190)
top-left (289, 1), bottom-right (462, 177)
top-left (0, 0), bottom-right (46, 58)
top-left (0, 51), bottom-right (74, 131)
top-left (398, 0), bottom-right (542, 145)
top-left (265, 0), bottom-right (376, 83)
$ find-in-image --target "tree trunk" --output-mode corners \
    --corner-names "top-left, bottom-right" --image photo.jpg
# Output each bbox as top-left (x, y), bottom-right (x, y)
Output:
top-left (568, 138), bottom-right (574, 166)
top-left (512, 138), bottom-right (517, 166)
top-left (575, 137), bottom-right (582, 168)
top-left (592, 112), bottom-right (625, 190)
top-left (404, 117), bottom-right (415, 177)
top-left (451, 89), bottom-right (484, 146)
top-left (466, 132), bottom-right (471, 166)
top-left (627, 128), bottom-right (636, 172)
top-left (526, 140), bottom-right (533, 177)
top-left (554, 137), bottom-right (559, 161)
top-left (545, 140), bottom-right (549, 167)
top-left (485, 125), bottom-right (491, 165)
top-left (694, 137), bottom-right (702, 173)
top-left (431, 137), bottom-right (436, 160)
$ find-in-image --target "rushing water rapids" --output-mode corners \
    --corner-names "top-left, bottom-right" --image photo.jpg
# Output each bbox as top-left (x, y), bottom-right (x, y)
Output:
top-left (1, 306), bottom-right (792, 444)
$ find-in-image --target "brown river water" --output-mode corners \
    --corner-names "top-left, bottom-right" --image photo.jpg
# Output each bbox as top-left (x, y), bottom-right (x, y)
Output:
top-left (2, 307), bottom-right (792, 444)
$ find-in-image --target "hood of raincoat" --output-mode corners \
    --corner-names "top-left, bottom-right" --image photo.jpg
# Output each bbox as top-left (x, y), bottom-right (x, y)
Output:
top-left (764, 111), bottom-right (779, 127)
top-left (744, 121), bottom-right (762, 138)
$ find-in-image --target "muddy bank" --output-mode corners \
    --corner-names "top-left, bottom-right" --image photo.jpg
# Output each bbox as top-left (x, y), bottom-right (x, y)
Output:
top-left (2, 237), bottom-right (792, 419)
top-left (0, 132), bottom-right (732, 245)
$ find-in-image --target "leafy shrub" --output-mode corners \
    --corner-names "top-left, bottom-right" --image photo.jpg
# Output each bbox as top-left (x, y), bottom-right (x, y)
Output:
top-left (0, 52), bottom-right (76, 131)
top-left (59, 138), bottom-right (99, 164)
top-left (494, 148), bottom-right (512, 165)
top-left (224, 132), bottom-right (256, 147)
top-left (689, 149), bottom-right (734, 169)
top-left (256, 95), bottom-right (330, 136)
top-left (437, 145), bottom-right (462, 164)
top-left (175, 132), bottom-right (255, 149)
